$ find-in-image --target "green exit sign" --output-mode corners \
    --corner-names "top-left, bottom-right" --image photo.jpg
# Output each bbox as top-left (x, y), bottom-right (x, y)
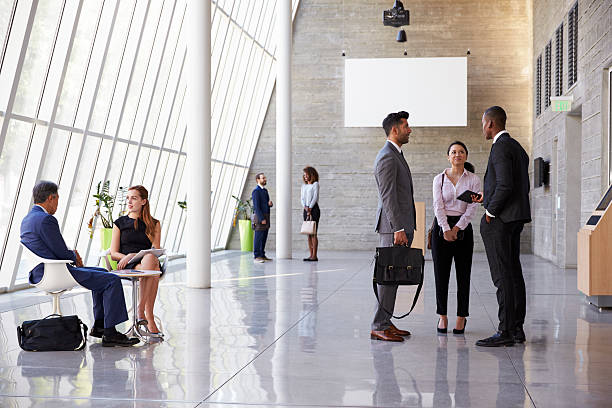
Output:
top-left (550, 96), bottom-right (573, 112)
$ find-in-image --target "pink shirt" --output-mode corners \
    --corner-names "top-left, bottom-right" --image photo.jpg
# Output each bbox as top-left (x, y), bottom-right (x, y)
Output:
top-left (432, 169), bottom-right (481, 232)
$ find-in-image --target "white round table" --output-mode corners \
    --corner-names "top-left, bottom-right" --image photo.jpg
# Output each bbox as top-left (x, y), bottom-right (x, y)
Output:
top-left (112, 269), bottom-right (162, 341)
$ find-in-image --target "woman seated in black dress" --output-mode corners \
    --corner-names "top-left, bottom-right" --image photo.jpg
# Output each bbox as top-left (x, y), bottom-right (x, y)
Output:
top-left (110, 185), bottom-right (163, 337)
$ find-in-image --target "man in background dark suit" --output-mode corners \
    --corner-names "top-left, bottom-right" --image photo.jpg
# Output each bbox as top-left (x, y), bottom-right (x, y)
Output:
top-left (474, 106), bottom-right (531, 347)
top-left (21, 181), bottom-right (138, 347)
top-left (371, 111), bottom-right (416, 342)
top-left (251, 173), bottom-right (273, 263)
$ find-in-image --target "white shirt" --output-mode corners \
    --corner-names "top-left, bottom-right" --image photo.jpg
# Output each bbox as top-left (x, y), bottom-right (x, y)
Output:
top-left (433, 169), bottom-right (481, 232)
top-left (301, 182), bottom-right (319, 208)
top-left (387, 139), bottom-right (402, 153)
top-left (486, 130), bottom-right (508, 217)
top-left (493, 130), bottom-right (507, 144)
top-left (35, 204), bottom-right (48, 214)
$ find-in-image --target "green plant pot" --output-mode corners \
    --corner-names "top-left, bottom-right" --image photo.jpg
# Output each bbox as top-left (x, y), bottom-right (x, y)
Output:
top-left (238, 219), bottom-right (254, 252)
top-left (100, 228), bottom-right (113, 250)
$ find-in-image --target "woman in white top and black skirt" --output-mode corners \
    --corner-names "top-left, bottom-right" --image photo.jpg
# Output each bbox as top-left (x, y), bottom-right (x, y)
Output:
top-left (432, 141), bottom-right (481, 335)
top-left (301, 166), bottom-right (320, 261)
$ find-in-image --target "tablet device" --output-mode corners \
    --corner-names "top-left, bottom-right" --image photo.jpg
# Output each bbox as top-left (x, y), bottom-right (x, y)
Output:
top-left (456, 190), bottom-right (481, 203)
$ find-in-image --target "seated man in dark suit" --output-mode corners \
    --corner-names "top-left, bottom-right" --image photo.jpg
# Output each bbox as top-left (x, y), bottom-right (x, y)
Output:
top-left (21, 181), bottom-right (139, 347)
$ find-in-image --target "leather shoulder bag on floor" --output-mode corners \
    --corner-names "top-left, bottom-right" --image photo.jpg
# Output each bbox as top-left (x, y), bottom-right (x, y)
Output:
top-left (373, 245), bottom-right (424, 319)
top-left (17, 314), bottom-right (88, 351)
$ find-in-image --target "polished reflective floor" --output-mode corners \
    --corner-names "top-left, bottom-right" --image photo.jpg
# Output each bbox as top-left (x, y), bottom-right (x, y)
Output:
top-left (0, 250), bottom-right (611, 407)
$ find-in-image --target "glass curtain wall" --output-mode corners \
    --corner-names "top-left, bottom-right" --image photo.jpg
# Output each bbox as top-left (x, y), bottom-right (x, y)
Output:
top-left (0, 0), bottom-right (299, 291)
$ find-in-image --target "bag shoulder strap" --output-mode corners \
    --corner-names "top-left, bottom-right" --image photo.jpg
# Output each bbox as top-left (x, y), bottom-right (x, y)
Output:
top-left (76, 320), bottom-right (88, 351)
top-left (372, 278), bottom-right (423, 319)
top-left (372, 253), bottom-right (424, 319)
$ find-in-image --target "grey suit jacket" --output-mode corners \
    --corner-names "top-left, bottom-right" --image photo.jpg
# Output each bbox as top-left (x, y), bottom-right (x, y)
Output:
top-left (375, 141), bottom-right (416, 234)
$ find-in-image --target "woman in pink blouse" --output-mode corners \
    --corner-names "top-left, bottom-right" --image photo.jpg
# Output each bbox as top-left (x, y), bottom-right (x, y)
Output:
top-left (432, 141), bottom-right (481, 335)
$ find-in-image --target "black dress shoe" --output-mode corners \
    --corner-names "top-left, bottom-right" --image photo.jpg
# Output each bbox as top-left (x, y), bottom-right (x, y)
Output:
top-left (514, 326), bottom-right (526, 343)
top-left (102, 332), bottom-right (140, 347)
top-left (89, 326), bottom-right (104, 338)
top-left (476, 332), bottom-right (514, 347)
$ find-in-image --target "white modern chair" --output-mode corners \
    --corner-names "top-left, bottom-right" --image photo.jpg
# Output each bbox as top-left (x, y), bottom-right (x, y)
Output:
top-left (21, 244), bottom-right (80, 315)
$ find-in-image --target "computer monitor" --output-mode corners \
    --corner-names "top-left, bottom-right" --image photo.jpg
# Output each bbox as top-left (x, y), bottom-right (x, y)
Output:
top-left (595, 184), bottom-right (612, 211)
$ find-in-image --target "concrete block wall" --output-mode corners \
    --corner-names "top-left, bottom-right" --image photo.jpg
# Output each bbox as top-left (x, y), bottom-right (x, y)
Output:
top-left (533, 0), bottom-right (612, 266)
top-left (228, 0), bottom-right (533, 254)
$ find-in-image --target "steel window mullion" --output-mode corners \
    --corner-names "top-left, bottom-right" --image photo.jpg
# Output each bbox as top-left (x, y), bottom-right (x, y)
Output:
top-left (58, 1), bottom-right (107, 230)
top-left (148, 47), bottom-right (186, 197)
top-left (161, 124), bottom-right (186, 249)
top-left (0, 0), bottom-right (39, 279)
top-left (126, 0), bottom-right (179, 188)
top-left (83, 0), bottom-right (141, 260)
top-left (111, 0), bottom-right (168, 197)
top-left (136, 3), bottom-right (186, 187)
top-left (233, 1), bottom-right (276, 166)
top-left (213, 42), bottom-right (261, 246)
top-left (211, 28), bottom-right (248, 157)
top-left (216, 2), bottom-right (261, 165)
top-left (32, 0), bottom-right (84, 209)
top-left (213, 0), bottom-right (273, 59)
top-left (0, 0), bottom-right (38, 161)
top-left (0, 0), bottom-right (18, 76)
top-left (102, 0), bottom-right (152, 190)
top-left (150, 65), bottom-right (188, 216)
top-left (65, 0), bottom-right (121, 250)
top-left (211, 0), bottom-right (238, 90)
top-left (6, 0), bottom-right (70, 289)
top-left (6, 113), bottom-right (47, 125)
top-left (101, 0), bottom-right (139, 137)
top-left (211, 1), bottom-right (258, 157)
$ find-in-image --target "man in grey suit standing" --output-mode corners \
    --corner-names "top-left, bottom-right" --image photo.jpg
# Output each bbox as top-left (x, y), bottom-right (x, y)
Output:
top-left (371, 111), bottom-right (416, 342)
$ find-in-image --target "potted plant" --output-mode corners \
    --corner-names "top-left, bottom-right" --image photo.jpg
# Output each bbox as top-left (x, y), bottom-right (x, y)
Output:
top-left (88, 181), bottom-right (127, 252)
top-left (232, 195), bottom-right (254, 252)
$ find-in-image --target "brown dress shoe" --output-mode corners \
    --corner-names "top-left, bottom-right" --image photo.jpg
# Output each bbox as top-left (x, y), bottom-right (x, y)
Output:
top-left (389, 323), bottom-right (411, 337)
top-left (370, 329), bottom-right (404, 342)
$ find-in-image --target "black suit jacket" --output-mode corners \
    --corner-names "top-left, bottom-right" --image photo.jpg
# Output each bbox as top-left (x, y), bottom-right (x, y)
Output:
top-left (483, 133), bottom-right (531, 224)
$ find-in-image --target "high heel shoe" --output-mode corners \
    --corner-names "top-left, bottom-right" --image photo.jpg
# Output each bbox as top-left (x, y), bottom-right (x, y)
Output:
top-left (437, 318), bottom-right (447, 334)
top-left (453, 318), bottom-right (467, 335)
top-left (137, 319), bottom-right (148, 330)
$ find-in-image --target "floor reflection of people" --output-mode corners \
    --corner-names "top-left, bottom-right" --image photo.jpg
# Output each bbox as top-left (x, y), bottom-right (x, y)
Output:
top-left (475, 345), bottom-right (526, 407)
top-left (497, 346), bottom-right (526, 408)
top-left (455, 336), bottom-right (471, 407)
top-left (89, 343), bottom-right (131, 398)
top-left (134, 341), bottom-right (166, 401)
top-left (434, 335), bottom-right (471, 408)
top-left (298, 265), bottom-right (318, 352)
top-left (371, 341), bottom-right (402, 406)
top-left (433, 336), bottom-right (452, 407)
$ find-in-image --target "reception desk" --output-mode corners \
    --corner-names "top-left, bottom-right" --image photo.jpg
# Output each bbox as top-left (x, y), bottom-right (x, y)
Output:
top-left (578, 185), bottom-right (612, 308)
top-left (412, 202), bottom-right (426, 255)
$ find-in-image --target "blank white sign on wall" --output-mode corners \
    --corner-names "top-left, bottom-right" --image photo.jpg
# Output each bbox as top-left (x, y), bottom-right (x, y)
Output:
top-left (344, 57), bottom-right (467, 127)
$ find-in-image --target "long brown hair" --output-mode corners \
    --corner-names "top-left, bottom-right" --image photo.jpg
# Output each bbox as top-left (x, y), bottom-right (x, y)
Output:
top-left (128, 185), bottom-right (158, 243)
top-left (303, 166), bottom-right (319, 183)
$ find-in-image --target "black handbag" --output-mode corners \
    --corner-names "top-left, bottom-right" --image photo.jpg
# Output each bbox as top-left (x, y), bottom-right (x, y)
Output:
top-left (17, 314), bottom-right (88, 352)
top-left (373, 246), bottom-right (424, 319)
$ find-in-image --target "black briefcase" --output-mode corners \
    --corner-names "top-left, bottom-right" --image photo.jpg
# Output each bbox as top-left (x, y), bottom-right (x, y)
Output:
top-left (373, 246), bottom-right (424, 319)
top-left (17, 314), bottom-right (88, 352)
